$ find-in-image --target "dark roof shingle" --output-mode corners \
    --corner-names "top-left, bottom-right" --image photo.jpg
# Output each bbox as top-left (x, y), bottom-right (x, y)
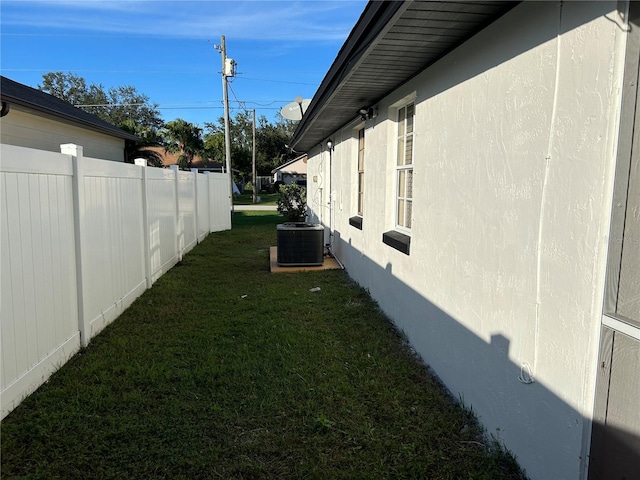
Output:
top-left (0, 76), bottom-right (138, 141)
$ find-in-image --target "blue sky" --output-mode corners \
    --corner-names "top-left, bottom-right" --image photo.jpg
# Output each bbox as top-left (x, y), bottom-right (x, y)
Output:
top-left (0, 0), bottom-right (368, 127)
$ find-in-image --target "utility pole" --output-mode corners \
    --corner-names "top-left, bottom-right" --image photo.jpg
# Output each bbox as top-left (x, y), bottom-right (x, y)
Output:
top-left (216, 35), bottom-right (234, 216)
top-left (252, 109), bottom-right (257, 204)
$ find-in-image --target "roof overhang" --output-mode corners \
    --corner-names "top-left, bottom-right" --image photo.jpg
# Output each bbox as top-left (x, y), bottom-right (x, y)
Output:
top-left (271, 153), bottom-right (308, 174)
top-left (4, 97), bottom-right (140, 142)
top-left (1, 76), bottom-right (139, 142)
top-left (290, 0), bottom-right (520, 152)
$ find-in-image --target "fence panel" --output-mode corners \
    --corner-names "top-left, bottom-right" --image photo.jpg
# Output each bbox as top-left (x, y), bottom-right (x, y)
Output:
top-left (1, 144), bottom-right (231, 419)
top-left (177, 171), bottom-right (197, 255)
top-left (209, 173), bottom-right (232, 232)
top-left (81, 156), bottom-right (146, 339)
top-left (0, 145), bottom-right (81, 419)
top-left (146, 167), bottom-right (179, 282)
top-left (196, 173), bottom-right (210, 241)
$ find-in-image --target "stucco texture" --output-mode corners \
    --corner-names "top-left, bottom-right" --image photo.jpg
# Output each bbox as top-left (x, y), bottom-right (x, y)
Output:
top-left (305, 2), bottom-right (626, 479)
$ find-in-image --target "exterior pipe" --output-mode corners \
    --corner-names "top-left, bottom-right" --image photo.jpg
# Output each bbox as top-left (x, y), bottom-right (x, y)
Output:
top-left (327, 142), bottom-right (333, 245)
top-left (327, 244), bottom-right (345, 270)
top-left (324, 141), bottom-right (344, 270)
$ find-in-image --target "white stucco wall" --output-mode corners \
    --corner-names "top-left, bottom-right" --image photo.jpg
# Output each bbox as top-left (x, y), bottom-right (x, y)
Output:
top-left (0, 107), bottom-right (126, 162)
top-left (306, 3), bottom-right (626, 479)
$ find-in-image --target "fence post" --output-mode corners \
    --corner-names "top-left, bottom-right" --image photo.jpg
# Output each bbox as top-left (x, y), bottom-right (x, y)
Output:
top-left (169, 165), bottom-right (182, 262)
top-left (203, 172), bottom-right (211, 234)
top-left (62, 143), bottom-right (90, 348)
top-left (191, 168), bottom-right (199, 243)
top-left (208, 172), bottom-right (215, 233)
top-left (135, 159), bottom-right (153, 289)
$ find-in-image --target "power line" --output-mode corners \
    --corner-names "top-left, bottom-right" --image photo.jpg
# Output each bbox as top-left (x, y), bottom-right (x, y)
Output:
top-left (2, 68), bottom-right (217, 74)
top-left (239, 76), bottom-right (318, 86)
top-left (158, 106), bottom-right (280, 111)
top-left (228, 83), bottom-right (249, 115)
top-left (73, 101), bottom-right (285, 110)
top-left (2, 69), bottom-right (321, 85)
top-left (0, 33), bottom-right (182, 38)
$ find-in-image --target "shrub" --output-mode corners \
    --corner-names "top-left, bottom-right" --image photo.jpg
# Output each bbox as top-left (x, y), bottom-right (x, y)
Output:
top-left (277, 183), bottom-right (307, 222)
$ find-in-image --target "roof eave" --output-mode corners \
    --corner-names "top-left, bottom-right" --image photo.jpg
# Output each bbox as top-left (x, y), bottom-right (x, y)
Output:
top-left (290, 1), bottom-right (520, 153)
top-left (290, 1), bottom-right (405, 151)
top-left (2, 95), bottom-right (140, 142)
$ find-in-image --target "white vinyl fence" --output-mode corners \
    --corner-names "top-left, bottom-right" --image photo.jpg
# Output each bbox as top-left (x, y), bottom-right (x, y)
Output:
top-left (0, 143), bottom-right (231, 419)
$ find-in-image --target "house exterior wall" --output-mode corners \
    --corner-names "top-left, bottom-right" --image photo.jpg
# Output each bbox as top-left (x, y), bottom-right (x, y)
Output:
top-left (1, 107), bottom-right (126, 162)
top-left (305, 3), bottom-right (626, 479)
top-left (273, 156), bottom-right (308, 183)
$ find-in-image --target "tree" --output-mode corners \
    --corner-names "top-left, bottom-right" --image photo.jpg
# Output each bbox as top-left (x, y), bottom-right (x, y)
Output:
top-left (39, 71), bottom-right (163, 132)
top-left (256, 115), bottom-right (298, 175)
top-left (120, 119), bottom-right (164, 167)
top-left (163, 119), bottom-right (204, 170)
top-left (39, 71), bottom-right (91, 109)
top-left (204, 112), bottom-right (298, 181)
top-left (203, 127), bottom-right (225, 166)
top-left (205, 112), bottom-right (252, 179)
top-left (105, 85), bottom-right (164, 131)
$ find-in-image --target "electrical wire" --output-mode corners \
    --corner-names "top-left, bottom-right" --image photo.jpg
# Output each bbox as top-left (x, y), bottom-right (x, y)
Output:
top-left (2, 68), bottom-right (218, 75)
top-left (239, 76), bottom-right (318, 86)
top-left (228, 82), bottom-right (249, 115)
top-left (73, 100), bottom-right (286, 111)
top-left (4, 67), bottom-right (320, 86)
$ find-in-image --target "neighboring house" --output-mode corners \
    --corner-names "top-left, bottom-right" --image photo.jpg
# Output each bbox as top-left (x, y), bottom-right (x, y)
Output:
top-left (290, 2), bottom-right (639, 480)
top-left (146, 147), bottom-right (240, 193)
top-left (0, 76), bottom-right (138, 162)
top-left (272, 154), bottom-right (307, 186)
top-left (146, 146), bottom-right (224, 172)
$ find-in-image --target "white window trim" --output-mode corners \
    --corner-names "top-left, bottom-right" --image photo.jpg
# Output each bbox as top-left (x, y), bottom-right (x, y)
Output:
top-left (394, 102), bottom-right (414, 234)
top-left (357, 127), bottom-right (365, 217)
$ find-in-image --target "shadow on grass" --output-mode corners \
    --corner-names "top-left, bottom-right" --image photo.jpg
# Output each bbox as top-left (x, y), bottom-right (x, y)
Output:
top-left (234, 193), bottom-right (279, 206)
top-left (0, 214), bottom-right (528, 480)
top-left (232, 211), bottom-right (283, 227)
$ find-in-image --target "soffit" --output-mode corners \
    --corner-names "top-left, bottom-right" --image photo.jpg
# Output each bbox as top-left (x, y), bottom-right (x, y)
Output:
top-left (291, 0), bottom-right (519, 152)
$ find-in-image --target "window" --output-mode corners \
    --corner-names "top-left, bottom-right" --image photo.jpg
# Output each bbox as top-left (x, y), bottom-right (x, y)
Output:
top-left (614, 163), bottom-right (639, 325)
top-left (350, 128), bottom-right (365, 230)
top-left (357, 128), bottom-right (365, 216)
top-left (605, 98), bottom-right (640, 328)
top-left (603, 17), bottom-right (640, 329)
top-left (396, 103), bottom-right (414, 231)
top-left (383, 101), bottom-right (414, 254)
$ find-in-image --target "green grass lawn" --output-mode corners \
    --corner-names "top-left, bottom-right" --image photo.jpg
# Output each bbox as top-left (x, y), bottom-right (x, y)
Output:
top-left (234, 192), bottom-right (279, 205)
top-left (0, 212), bottom-right (525, 480)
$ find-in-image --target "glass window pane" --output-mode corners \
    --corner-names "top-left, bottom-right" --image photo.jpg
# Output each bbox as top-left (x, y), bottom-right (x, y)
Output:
top-left (397, 200), bottom-right (405, 227)
top-left (398, 107), bottom-right (405, 137)
top-left (406, 104), bottom-right (414, 133)
top-left (398, 170), bottom-right (405, 196)
top-left (406, 200), bottom-right (412, 228)
top-left (406, 169), bottom-right (413, 199)
top-left (405, 135), bottom-right (413, 165)
top-left (357, 128), bottom-right (365, 217)
top-left (397, 137), bottom-right (405, 166)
